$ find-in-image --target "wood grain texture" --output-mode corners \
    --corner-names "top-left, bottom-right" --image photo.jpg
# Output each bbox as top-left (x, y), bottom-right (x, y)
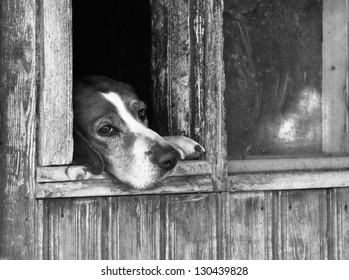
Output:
top-left (151, 0), bottom-right (227, 191)
top-left (273, 190), bottom-right (328, 259)
top-left (44, 198), bottom-right (104, 259)
top-left (37, 0), bottom-right (73, 165)
top-left (43, 196), bottom-right (161, 259)
top-left (150, 0), bottom-right (193, 136)
top-left (228, 190), bottom-right (329, 260)
top-left (150, 0), bottom-right (169, 135)
top-left (37, 161), bottom-right (212, 183)
top-left (37, 176), bottom-right (213, 198)
top-left (43, 194), bottom-right (221, 260)
top-left (229, 192), bottom-right (273, 259)
top-left (160, 193), bottom-right (218, 259)
top-left (230, 171), bottom-right (349, 192)
top-left (0, 0), bottom-right (38, 259)
top-left (322, 0), bottom-right (349, 153)
top-left (228, 156), bottom-right (349, 174)
top-left (189, 0), bottom-right (205, 142)
top-left (203, 0), bottom-right (227, 191)
top-left (167, 0), bottom-right (191, 136)
top-left (327, 188), bottom-right (349, 259)
top-left (117, 196), bottom-right (161, 259)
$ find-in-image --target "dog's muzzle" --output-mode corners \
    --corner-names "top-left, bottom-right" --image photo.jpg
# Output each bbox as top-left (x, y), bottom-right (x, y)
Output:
top-left (152, 144), bottom-right (180, 172)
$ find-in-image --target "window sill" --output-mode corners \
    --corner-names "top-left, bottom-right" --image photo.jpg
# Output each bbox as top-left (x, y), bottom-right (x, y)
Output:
top-left (36, 161), bottom-right (213, 198)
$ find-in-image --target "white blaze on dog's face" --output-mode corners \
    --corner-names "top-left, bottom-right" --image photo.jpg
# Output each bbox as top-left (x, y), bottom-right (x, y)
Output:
top-left (100, 92), bottom-right (178, 189)
top-left (73, 77), bottom-right (180, 189)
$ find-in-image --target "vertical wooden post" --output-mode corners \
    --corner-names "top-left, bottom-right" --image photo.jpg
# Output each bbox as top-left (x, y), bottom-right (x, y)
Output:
top-left (151, 0), bottom-right (227, 188)
top-left (150, 0), bottom-right (170, 136)
top-left (37, 0), bottom-right (73, 165)
top-left (322, 0), bottom-right (349, 153)
top-left (0, 0), bottom-right (38, 259)
top-left (203, 0), bottom-right (227, 191)
top-left (151, 0), bottom-right (191, 137)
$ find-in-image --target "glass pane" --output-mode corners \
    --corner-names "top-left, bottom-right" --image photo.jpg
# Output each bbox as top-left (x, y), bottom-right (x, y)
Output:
top-left (224, 0), bottom-right (324, 159)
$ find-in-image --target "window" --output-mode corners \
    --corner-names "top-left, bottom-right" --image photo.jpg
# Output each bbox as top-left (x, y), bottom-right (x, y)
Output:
top-left (36, 0), bottom-right (349, 198)
top-left (224, 0), bottom-right (349, 191)
top-left (36, 0), bottom-right (223, 198)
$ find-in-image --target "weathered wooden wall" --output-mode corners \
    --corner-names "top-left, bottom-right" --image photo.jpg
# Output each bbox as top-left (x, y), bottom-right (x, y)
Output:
top-left (0, 0), bottom-right (38, 259)
top-left (2, 0), bottom-right (349, 261)
top-left (40, 188), bottom-right (349, 259)
top-left (150, 0), bottom-right (227, 191)
top-left (37, 0), bottom-right (73, 165)
top-left (37, 0), bottom-right (349, 261)
top-left (42, 194), bottom-right (219, 259)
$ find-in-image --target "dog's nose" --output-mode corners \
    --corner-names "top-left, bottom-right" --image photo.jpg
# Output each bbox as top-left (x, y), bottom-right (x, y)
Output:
top-left (156, 148), bottom-right (180, 171)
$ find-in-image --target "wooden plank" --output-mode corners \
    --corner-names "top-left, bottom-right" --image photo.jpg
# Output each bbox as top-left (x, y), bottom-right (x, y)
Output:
top-left (44, 198), bottom-right (104, 259)
top-left (36, 176), bottom-right (214, 198)
top-left (0, 0), bottom-right (38, 259)
top-left (217, 192), bottom-right (231, 259)
top-left (189, 0), bottom-right (206, 142)
top-left (229, 192), bottom-right (273, 260)
top-left (37, 160), bottom-right (212, 183)
top-left (36, 200), bottom-right (45, 259)
top-left (100, 197), bottom-right (119, 260)
top-left (167, 0), bottom-right (191, 136)
top-left (43, 196), bottom-right (161, 260)
top-left (228, 156), bottom-right (349, 174)
top-left (327, 188), bottom-right (349, 259)
top-left (37, 0), bottom-right (73, 165)
top-left (230, 171), bottom-right (349, 192)
top-left (203, 0), bottom-right (227, 191)
top-left (273, 190), bottom-right (328, 259)
top-left (150, 0), bottom-right (169, 136)
top-left (150, 0), bottom-right (191, 136)
top-left (160, 193), bottom-right (217, 259)
top-left (117, 196), bottom-right (160, 259)
top-left (151, 0), bottom-right (227, 191)
top-left (322, 0), bottom-right (349, 153)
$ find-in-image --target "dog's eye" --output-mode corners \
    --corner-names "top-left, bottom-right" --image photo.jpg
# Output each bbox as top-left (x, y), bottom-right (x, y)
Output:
top-left (138, 108), bottom-right (147, 122)
top-left (98, 125), bottom-right (117, 136)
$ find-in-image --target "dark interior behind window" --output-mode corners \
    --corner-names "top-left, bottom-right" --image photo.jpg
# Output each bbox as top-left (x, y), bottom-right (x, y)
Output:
top-left (73, 0), bottom-right (152, 122)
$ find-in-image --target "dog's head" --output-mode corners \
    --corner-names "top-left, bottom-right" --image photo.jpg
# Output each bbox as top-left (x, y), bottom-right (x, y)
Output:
top-left (73, 75), bottom-right (181, 189)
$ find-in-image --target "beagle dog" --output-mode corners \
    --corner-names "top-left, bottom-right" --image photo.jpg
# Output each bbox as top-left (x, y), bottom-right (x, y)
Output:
top-left (73, 75), bottom-right (205, 189)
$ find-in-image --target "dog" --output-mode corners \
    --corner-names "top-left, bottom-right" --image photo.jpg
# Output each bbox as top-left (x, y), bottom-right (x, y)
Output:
top-left (73, 75), bottom-right (205, 189)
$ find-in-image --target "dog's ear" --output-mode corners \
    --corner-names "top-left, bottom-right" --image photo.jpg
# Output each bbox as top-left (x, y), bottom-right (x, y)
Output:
top-left (73, 128), bottom-right (105, 175)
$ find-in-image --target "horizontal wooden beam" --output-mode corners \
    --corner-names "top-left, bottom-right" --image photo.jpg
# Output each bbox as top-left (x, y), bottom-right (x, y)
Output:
top-left (37, 160), bottom-right (212, 183)
top-left (230, 170), bottom-right (349, 192)
top-left (36, 176), bottom-right (214, 198)
top-left (228, 156), bottom-right (349, 174)
top-left (37, 158), bottom-right (349, 197)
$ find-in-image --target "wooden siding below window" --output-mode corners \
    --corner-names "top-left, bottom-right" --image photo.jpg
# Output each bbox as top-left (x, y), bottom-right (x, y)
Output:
top-left (40, 189), bottom-right (349, 259)
top-left (42, 194), bottom-right (218, 259)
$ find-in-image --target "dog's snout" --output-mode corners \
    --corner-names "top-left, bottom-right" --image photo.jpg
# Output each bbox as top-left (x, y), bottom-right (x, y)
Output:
top-left (155, 147), bottom-right (180, 171)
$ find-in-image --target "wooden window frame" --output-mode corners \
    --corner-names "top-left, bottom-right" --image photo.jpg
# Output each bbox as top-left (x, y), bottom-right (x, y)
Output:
top-left (36, 0), bottom-right (226, 198)
top-left (36, 0), bottom-right (349, 199)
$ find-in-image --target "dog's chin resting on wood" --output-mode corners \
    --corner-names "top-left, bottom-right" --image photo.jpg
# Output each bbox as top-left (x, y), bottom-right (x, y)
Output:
top-left (73, 75), bottom-right (205, 190)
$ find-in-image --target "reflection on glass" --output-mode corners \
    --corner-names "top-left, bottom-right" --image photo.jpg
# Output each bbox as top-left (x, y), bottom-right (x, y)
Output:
top-left (224, 0), bottom-right (323, 159)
